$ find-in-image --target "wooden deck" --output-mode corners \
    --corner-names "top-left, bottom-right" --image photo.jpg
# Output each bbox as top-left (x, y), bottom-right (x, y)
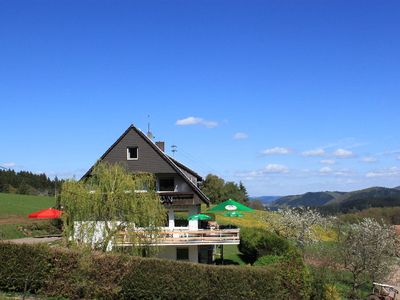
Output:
top-left (115, 229), bottom-right (240, 246)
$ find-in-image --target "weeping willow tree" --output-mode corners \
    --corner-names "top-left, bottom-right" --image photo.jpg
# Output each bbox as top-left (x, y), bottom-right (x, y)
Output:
top-left (60, 162), bottom-right (166, 255)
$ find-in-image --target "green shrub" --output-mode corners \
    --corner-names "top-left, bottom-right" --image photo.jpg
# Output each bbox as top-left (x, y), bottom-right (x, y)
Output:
top-left (323, 284), bottom-right (341, 300)
top-left (239, 227), bottom-right (291, 264)
top-left (276, 249), bottom-right (312, 300)
top-left (121, 258), bottom-right (287, 299)
top-left (0, 243), bottom-right (51, 294)
top-left (253, 255), bottom-right (283, 266)
top-left (22, 221), bottom-right (62, 236)
top-left (0, 242), bottom-right (312, 299)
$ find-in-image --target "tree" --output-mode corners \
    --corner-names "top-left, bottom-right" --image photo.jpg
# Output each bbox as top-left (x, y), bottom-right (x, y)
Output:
top-left (0, 168), bottom-right (61, 196)
top-left (201, 174), bottom-right (225, 203)
top-left (17, 182), bottom-right (38, 195)
top-left (201, 174), bottom-right (249, 204)
top-left (337, 218), bottom-right (398, 296)
top-left (61, 162), bottom-right (166, 254)
top-left (222, 181), bottom-right (248, 203)
top-left (239, 227), bottom-right (291, 264)
top-left (266, 207), bottom-right (331, 252)
top-left (248, 200), bottom-right (265, 210)
top-left (239, 181), bottom-right (249, 203)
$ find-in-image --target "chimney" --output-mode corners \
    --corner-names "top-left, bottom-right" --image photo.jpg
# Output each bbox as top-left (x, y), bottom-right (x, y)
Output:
top-left (155, 141), bottom-right (165, 152)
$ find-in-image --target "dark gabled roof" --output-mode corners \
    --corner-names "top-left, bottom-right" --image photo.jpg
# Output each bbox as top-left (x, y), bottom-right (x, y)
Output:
top-left (168, 156), bottom-right (203, 181)
top-left (81, 124), bottom-right (210, 205)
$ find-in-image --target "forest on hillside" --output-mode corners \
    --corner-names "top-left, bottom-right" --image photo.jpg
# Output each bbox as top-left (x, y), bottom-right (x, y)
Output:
top-left (0, 169), bottom-right (62, 196)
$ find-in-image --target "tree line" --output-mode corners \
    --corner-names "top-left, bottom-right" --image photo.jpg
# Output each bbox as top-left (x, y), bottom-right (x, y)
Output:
top-left (200, 174), bottom-right (249, 204)
top-left (0, 169), bottom-right (62, 196)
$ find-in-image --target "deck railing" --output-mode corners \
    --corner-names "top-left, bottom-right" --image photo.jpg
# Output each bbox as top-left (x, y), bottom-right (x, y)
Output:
top-left (115, 228), bottom-right (240, 246)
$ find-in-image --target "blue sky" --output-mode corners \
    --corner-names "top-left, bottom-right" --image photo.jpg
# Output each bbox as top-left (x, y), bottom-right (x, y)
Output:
top-left (1, 1), bottom-right (399, 196)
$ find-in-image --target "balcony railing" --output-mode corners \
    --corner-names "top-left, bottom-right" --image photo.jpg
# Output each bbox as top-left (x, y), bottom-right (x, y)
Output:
top-left (156, 191), bottom-right (194, 205)
top-left (115, 228), bottom-right (240, 246)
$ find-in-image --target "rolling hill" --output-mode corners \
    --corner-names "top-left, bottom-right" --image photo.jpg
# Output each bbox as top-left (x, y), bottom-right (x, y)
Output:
top-left (272, 191), bottom-right (345, 207)
top-left (250, 196), bottom-right (281, 205)
top-left (326, 187), bottom-right (400, 211)
top-left (271, 186), bottom-right (400, 212)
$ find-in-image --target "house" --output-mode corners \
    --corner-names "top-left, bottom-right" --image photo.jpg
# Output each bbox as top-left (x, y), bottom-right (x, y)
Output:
top-left (82, 124), bottom-right (239, 263)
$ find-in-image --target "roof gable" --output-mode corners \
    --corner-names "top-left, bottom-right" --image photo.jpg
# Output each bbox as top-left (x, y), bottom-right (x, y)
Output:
top-left (103, 127), bottom-right (176, 174)
top-left (82, 124), bottom-right (210, 205)
top-left (168, 156), bottom-right (203, 181)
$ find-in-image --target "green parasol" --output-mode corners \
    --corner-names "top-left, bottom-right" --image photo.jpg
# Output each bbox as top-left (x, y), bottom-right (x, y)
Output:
top-left (208, 199), bottom-right (254, 213)
top-left (188, 213), bottom-right (212, 221)
top-left (223, 211), bottom-right (244, 217)
top-left (209, 199), bottom-right (251, 265)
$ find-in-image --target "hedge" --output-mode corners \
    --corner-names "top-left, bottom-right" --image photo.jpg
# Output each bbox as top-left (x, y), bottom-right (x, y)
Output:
top-left (238, 227), bottom-right (292, 264)
top-left (0, 242), bottom-right (311, 299)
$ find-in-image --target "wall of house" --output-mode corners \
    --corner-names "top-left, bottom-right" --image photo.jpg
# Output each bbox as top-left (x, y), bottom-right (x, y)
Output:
top-left (73, 221), bottom-right (116, 251)
top-left (156, 173), bottom-right (192, 193)
top-left (166, 206), bottom-right (200, 230)
top-left (157, 245), bottom-right (199, 263)
top-left (180, 169), bottom-right (198, 186)
top-left (89, 126), bottom-right (206, 206)
top-left (102, 128), bottom-right (176, 174)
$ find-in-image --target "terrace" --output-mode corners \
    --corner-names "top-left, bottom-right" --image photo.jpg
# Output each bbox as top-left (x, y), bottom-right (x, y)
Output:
top-left (115, 228), bottom-right (240, 246)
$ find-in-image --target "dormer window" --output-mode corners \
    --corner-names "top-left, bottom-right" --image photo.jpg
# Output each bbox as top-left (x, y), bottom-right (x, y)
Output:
top-left (127, 147), bottom-right (138, 160)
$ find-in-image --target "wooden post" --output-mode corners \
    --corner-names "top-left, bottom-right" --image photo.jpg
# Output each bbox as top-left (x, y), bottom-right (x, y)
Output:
top-left (221, 245), bottom-right (224, 265)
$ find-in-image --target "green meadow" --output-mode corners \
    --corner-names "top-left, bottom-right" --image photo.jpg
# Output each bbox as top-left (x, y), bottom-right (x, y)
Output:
top-left (0, 192), bottom-right (55, 217)
top-left (0, 193), bottom-right (56, 239)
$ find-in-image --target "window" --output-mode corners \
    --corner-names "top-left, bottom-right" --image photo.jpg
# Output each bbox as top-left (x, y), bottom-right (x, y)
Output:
top-left (127, 147), bottom-right (138, 160)
top-left (176, 248), bottom-right (189, 261)
top-left (159, 178), bottom-right (174, 191)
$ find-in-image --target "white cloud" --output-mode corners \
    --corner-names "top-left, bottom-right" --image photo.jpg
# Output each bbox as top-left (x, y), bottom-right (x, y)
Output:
top-left (366, 167), bottom-right (400, 178)
top-left (319, 167), bottom-right (333, 174)
top-left (261, 147), bottom-right (291, 155)
top-left (361, 156), bottom-right (377, 163)
top-left (333, 148), bottom-right (354, 158)
top-left (233, 132), bottom-right (248, 140)
top-left (334, 169), bottom-right (352, 176)
top-left (175, 116), bottom-right (218, 128)
top-left (381, 149), bottom-right (400, 156)
top-left (235, 170), bottom-right (262, 179)
top-left (397, 155), bottom-right (400, 160)
top-left (264, 164), bottom-right (289, 173)
top-left (235, 163), bottom-right (289, 178)
top-left (319, 166), bottom-right (352, 176)
top-left (320, 159), bottom-right (336, 165)
top-left (302, 148), bottom-right (325, 157)
top-left (1, 162), bottom-right (16, 168)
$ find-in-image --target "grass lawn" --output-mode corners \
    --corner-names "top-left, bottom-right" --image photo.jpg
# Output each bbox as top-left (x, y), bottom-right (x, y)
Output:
top-left (220, 244), bottom-right (246, 265)
top-left (200, 207), bottom-right (269, 266)
top-left (0, 193), bottom-right (57, 239)
top-left (200, 205), bottom-right (271, 265)
top-left (0, 224), bottom-right (26, 239)
top-left (216, 209), bottom-right (268, 228)
top-left (0, 193), bottom-right (55, 217)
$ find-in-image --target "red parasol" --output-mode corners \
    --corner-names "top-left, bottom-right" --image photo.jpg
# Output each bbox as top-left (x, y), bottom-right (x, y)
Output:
top-left (28, 208), bottom-right (62, 219)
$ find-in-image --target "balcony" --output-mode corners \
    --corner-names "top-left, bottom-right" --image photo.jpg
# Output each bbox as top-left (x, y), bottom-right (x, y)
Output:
top-left (115, 228), bottom-right (240, 246)
top-left (157, 191), bottom-right (195, 205)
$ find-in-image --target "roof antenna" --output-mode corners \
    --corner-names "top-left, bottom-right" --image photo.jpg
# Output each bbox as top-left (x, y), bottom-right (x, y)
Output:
top-left (146, 114), bottom-right (154, 140)
top-left (171, 144), bottom-right (177, 157)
